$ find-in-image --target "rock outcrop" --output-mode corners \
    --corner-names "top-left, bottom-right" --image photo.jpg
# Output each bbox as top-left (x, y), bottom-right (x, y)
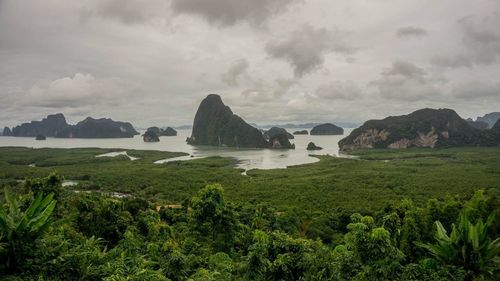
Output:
top-left (264, 127), bottom-right (294, 140)
top-left (466, 118), bottom-right (489, 129)
top-left (143, 131), bottom-right (160, 142)
top-left (269, 134), bottom-right (295, 149)
top-left (35, 134), bottom-right (46, 140)
top-left (293, 130), bottom-right (308, 135)
top-left (339, 108), bottom-right (499, 151)
top-left (476, 112), bottom-right (500, 128)
top-left (55, 117), bottom-right (139, 138)
top-left (12, 113), bottom-right (68, 137)
top-left (310, 123), bottom-right (344, 135)
top-left (306, 142), bottom-right (322, 150)
top-left (146, 127), bottom-right (161, 135)
top-left (187, 94), bottom-right (268, 148)
top-left (2, 127), bottom-right (12, 136)
top-left (160, 127), bottom-right (177, 136)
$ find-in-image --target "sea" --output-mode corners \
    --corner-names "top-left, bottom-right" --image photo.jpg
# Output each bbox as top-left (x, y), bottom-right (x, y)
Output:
top-left (0, 128), bottom-right (353, 170)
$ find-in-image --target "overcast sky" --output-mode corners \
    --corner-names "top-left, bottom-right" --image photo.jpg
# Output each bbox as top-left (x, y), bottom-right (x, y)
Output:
top-left (1, 0), bottom-right (499, 127)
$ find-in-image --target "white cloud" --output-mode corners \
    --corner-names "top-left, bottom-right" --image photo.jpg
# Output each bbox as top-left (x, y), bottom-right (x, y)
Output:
top-left (21, 73), bottom-right (140, 108)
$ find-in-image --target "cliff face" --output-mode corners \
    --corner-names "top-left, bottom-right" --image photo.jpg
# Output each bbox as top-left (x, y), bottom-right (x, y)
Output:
top-left (310, 123), bottom-right (344, 135)
top-left (11, 113), bottom-right (68, 137)
top-left (55, 117), bottom-right (139, 138)
top-left (339, 108), bottom-right (499, 151)
top-left (187, 94), bottom-right (268, 148)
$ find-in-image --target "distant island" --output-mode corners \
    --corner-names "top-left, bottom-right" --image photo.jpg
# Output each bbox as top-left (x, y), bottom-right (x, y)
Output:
top-left (3, 113), bottom-right (139, 138)
top-left (339, 108), bottom-right (500, 151)
top-left (310, 123), bottom-right (344, 135)
top-left (146, 126), bottom-right (177, 136)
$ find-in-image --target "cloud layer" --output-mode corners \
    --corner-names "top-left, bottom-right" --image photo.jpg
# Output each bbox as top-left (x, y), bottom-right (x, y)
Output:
top-left (0, 0), bottom-right (499, 128)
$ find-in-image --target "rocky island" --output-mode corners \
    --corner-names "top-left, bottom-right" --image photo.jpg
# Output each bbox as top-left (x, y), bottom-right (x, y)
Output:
top-left (264, 127), bottom-right (294, 140)
top-left (306, 142), bottom-right (322, 150)
top-left (339, 108), bottom-right (500, 151)
top-left (310, 123), bottom-right (344, 135)
top-left (55, 117), bottom-right (139, 138)
top-left (160, 127), bottom-right (177, 136)
top-left (187, 94), bottom-right (269, 148)
top-left (143, 130), bottom-right (160, 142)
top-left (293, 130), bottom-right (308, 135)
top-left (6, 114), bottom-right (139, 138)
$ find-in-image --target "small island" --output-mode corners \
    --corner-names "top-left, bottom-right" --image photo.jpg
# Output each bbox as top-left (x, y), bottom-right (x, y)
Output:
top-left (306, 142), bottom-right (322, 150)
top-left (143, 130), bottom-right (160, 142)
top-left (310, 123), bottom-right (344, 135)
top-left (35, 134), bottom-right (46, 141)
top-left (293, 130), bottom-right (308, 135)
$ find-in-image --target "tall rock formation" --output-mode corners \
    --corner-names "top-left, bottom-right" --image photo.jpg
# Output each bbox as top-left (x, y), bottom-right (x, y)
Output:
top-left (187, 94), bottom-right (268, 148)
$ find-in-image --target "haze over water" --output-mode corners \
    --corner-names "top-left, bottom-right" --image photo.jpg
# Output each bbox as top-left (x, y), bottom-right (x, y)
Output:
top-left (0, 128), bottom-right (353, 170)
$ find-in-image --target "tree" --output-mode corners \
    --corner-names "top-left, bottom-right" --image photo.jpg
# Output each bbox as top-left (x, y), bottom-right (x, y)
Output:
top-left (190, 184), bottom-right (236, 251)
top-left (25, 172), bottom-right (63, 199)
top-left (0, 190), bottom-right (56, 271)
top-left (418, 211), bottom-right (500, 280)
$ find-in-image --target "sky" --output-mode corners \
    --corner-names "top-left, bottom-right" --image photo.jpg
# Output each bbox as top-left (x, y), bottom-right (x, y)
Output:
top-left (1, 0), bottom-right (499, 128)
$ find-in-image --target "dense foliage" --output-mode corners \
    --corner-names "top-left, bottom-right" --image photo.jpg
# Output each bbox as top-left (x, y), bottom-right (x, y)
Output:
top-left (1, 147), bottom-right (500, 213)
top-left (0, 173), bottom-right (498, 280)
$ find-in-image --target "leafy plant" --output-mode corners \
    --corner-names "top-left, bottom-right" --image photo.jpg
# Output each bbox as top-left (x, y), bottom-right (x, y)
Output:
top-left (418, 212), bottom-right (500, 279)
top-left (0, 190), bottom-right (57, 271)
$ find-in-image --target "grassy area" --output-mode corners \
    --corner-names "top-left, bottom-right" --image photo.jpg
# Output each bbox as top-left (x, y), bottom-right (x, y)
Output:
top-left (0, 146), bottom-right (499, 212)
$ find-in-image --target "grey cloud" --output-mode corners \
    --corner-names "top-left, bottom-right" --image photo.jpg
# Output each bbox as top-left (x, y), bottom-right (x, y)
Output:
top-left (432, 14), bottom-right (500, 68)
top-left (396, 26), bottom-right (427, 38)
top-left (89, 0), bottom-right (169, 24)
top-left (431, 55), bottom-right (472, 69)
top-left (170, 0), bottom-right (299, 27)
top-left (265, 24), bottom-right (355, 77)
top-left (315, 81), bottom-right (362, 100)
top-left (452, 81), bottom-right (500, 99)
top-left (459, 15), bottom-right (500, 64)
top-left (221, 59), bottom-right (249, 86)
top-left (371, 61), bottom-right (438, 101)
top-left (240, 78), bottom-right (297, 102)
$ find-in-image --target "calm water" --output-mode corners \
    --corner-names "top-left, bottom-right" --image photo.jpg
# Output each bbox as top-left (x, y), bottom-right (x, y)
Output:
top-left (0, 128), bottom-right (353, 170)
